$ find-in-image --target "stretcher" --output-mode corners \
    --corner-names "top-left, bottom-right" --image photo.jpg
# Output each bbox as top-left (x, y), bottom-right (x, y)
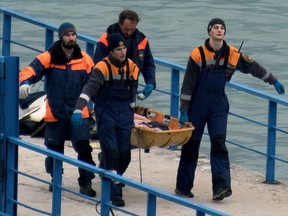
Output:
top-left (131, 106), bottom-right (194, 149)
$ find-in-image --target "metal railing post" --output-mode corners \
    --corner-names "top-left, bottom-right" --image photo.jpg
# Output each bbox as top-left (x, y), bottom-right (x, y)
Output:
top-left (51, 158), bottom-right (63, 216)
top-left (101, 176), bottom-right (111, 216)
top-left (86, 42), bottom-right (95, 59)
top-left (0, 56), bottom-right (5, 214)
top-left (265, 100), bottom-right (277, 183)
top-left (147, 193), bottom-right (157, 216)
top-left (3, 56), bottom-right (19, 215)
top-left (45, 29), bottom-right (54, 51)
top-left (170, 68), bottom-right (180, 118)
top-left (2, 14), bottom-right (12, 56)
top-left (85, 42), bottom-right (96, 111)
top-left (196, 211), bottom-right (205, 216)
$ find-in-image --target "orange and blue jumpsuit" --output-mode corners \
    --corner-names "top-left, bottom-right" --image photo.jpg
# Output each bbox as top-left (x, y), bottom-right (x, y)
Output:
top-left (19, 41), bottom-right (96, 187)
top-left (75, 55), bottom-right (139, 200)
top-left (176, 39), bottom-right (278, 196)
top-left (93, 23), bottom-right (156, 88)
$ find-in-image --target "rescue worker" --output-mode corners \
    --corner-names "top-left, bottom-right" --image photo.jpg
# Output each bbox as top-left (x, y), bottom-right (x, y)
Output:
top-left (175, 18), bottom-right (285, 201)
top-left (71, 33), bottom-right (140, 207)
top-left (19, 22), bottom-right (97, 197)
top-left (94, 9), bottom-right (155, 100)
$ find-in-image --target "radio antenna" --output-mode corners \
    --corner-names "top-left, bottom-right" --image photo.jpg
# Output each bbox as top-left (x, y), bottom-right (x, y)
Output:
top-left (238, 41), bottom-right (244, 53)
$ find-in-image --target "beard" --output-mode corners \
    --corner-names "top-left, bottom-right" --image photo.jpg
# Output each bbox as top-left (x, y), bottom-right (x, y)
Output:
top-left (62, 39), bottom-right (76, 49)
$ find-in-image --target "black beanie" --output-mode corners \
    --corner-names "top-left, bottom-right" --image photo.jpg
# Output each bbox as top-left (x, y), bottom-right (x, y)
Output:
top-left (108, 33), bottom-right (127, 51)
top-left (58, 22), bottom-right (77, 39)
top-left (207, 18), bottom-right (226, 35)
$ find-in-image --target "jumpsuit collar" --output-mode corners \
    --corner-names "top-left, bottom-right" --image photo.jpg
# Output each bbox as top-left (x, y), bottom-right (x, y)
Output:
top-left (108, 54), bottom-right (128, 68)
top-left (49, 40), bottom-right (83, 65)
top-left (204, 39), bottom-right (228, 60)
top-left (204, 39), bottom-right (227, 53)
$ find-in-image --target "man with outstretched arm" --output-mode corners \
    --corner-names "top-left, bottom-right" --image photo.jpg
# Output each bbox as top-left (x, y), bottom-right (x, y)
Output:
top-left (175, 18), bottom-right (285, 201)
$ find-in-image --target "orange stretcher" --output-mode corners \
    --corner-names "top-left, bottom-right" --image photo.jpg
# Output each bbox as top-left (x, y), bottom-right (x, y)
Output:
top-left (131, 106), bottom-right (194, 149)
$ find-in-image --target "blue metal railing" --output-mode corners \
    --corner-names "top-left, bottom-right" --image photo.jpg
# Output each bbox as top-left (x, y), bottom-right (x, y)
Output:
top-left (1, 6), bottom-right (288, 215)
top-left (0, 7), bottom-right (230, 216)
top-left (0, 56), bottom-right (229, 216)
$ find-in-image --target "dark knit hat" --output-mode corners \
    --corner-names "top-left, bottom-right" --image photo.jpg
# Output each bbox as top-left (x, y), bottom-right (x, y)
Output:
top-left (58, 22), bottom-right (77, 39)
top-left (108, 33), bottom-right (127, 51)
top-left (207, 18), bottom-right (226, 35)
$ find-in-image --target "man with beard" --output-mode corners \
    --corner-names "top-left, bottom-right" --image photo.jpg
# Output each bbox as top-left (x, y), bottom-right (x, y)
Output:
top-left (19, 22), bottom-right (97, 197)
top-left (71, 33), bottom-right (139, 207)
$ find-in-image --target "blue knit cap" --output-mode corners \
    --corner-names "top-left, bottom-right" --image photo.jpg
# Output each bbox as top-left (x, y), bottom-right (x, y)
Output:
top-left (108, 33), bottom-right (127, 51)
top-left (58, 22), bottom-right (77, 39)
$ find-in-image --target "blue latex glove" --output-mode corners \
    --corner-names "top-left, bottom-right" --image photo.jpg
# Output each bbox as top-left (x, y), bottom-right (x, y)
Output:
top-left (137, 84), bottom-right (154, 100)
top-left (179, 111), bottom-right (188, 125)
top-left (274, 80), bottom-right (285, 95)
top-left (71, 110), bottom-right (83, 128)
top-left (143, 84), bottom-right (154, 98)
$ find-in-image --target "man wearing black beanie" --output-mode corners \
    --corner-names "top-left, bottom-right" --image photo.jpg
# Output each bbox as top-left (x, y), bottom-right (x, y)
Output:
top-left (207, 18), bottom-right (226, 35)
top-left (19, 22), bottom-right (97, 197)
top-left (72, 32), bottom-right (139, 207)
top-left (175, 18), bottom-right (285, 201)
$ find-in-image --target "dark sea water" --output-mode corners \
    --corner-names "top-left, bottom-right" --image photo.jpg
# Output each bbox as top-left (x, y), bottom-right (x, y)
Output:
top-left (1, 0), bottom-right (288, 182)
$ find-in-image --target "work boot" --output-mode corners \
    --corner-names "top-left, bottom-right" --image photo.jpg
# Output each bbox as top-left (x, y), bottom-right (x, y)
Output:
top-left (212, 187), bottom-right (232, 201)
top-left (79, 184), bottom-right (96, 197)
top-left (111, 198), bottom-right (125, 207)
top-left (110, 180), bottom-right (125, 207)
top-left (174, 188), bottom-right (194, 198)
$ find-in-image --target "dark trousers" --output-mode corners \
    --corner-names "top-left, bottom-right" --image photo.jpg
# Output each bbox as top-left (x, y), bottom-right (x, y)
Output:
top-left (96, 106), bottom-right (133, 200)
top-left (176, 66), bottom-right (231, 195)
top-left (44, 118), bottom-right (96, 186)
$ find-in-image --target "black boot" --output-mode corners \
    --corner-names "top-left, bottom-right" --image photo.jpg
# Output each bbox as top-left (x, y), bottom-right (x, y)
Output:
top-left (111, 181), bottom-right (125, 207)
top-left (79, 183), bottom-right (96, 197)
top-left (111, 198), bottom-right (125, 207)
